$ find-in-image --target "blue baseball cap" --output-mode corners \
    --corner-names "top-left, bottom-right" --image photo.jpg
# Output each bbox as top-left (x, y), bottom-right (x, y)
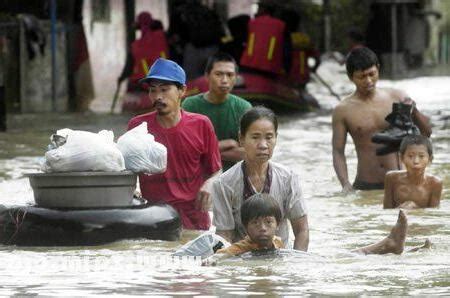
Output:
top-left (139, 58), bottom-right (186, 86)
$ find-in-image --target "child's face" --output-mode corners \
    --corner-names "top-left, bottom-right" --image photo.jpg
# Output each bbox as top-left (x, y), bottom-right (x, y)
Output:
top-left (401, 144), bottom-right (431, 172)
top-left (246, 216), bottom-right (278, 248)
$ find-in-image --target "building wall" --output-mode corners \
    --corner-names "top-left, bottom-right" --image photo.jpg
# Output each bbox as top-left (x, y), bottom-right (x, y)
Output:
top-left (424, 0), bottom-right (449, 64)
top-left (21, 21), bottom-right (68, 113)
top-left (83, 0), bottom-right (171, 112)
top-left (83, 0), bottom-right (126, 112)
top-left (228, 0), bottom-right (254, 18)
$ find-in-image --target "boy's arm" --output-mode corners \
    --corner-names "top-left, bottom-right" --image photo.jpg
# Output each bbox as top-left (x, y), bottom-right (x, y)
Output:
top-left (428, 177), bottom-right (443, 208)
top-left (332, 107), bottom-right (352, 192)
top-left (383, 172), bottom-right (395, 209)
top-left (215, 230), bottom-right (234, 243)
top-left (202, 253), bottom-right (231, 266)
top-left (291, 215), bottom-right (309, 251)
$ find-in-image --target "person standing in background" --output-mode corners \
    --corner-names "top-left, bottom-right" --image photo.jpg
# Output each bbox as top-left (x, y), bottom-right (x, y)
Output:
top-left (182, 52), bottom-right (252, 171)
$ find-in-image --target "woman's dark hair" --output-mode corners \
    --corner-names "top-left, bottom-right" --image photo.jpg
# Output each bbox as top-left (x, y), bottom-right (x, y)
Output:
top-left (240, 106), bottom-right (278, 136)
top-left (241, 193), bottom-right (282, 227)
top-left (346, 47), bottom-right (379, 78)
top-left (205, 52), bottom-right (238, 74)
top-left (399, 135), bottom-right (433, 160)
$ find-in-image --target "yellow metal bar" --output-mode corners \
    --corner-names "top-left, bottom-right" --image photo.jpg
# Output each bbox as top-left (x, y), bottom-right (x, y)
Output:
top-left (247, 33), bottom-right (255, 56)
top-left (299, 51), bottom-right (305, 75)
top-left (141, 59), bottom-right (149, 74)
top-left (267, 36), bottom-right (276, 61)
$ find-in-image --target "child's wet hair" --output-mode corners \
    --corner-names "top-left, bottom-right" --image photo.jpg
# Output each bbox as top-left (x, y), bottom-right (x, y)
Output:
top-left (239, 106), bottom-right (278, 136)
top-left (399, 135), bottom-right (433, 160)
top-left (240, 193), bottom-right (282, 227)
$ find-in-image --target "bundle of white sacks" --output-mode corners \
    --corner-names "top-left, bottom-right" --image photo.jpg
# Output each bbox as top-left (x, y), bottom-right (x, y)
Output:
top-left (42, 122), bottom-right (167, 175)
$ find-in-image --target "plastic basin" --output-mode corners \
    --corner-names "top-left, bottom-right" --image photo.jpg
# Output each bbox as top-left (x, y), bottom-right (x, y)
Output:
top-left (27, 171), bottom-right (137, 208)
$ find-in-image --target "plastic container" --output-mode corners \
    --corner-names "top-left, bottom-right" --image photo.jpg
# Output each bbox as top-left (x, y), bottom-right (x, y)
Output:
top-left (27, 171), bottom-right (137, 208)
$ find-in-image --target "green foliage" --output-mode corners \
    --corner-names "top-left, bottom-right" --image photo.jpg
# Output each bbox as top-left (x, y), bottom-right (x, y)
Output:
top-left (329, 0), bottom-right (370, 52)
top-left (295, 0), bottom-right (370, 53)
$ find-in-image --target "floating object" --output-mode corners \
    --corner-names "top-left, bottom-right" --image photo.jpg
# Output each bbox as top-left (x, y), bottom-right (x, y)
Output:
top-left (0, 200), bottom-right (181, 246)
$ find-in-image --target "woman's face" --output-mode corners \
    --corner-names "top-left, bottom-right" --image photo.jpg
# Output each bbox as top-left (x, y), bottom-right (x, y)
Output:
top-left (240, 118), bottom-right (277, 163)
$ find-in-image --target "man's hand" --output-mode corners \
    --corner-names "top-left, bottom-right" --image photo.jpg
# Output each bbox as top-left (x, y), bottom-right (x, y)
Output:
top-left (195, 188), bottom-right (211, 211)
top-left (342, 182), bottom-right (354, 194)
top-left (400, 97), bottom-right (416, 111)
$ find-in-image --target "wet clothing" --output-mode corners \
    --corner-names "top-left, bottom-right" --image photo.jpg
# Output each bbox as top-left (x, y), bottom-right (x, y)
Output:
top-left (240, 15), bottom-right (286, 74)
top-left (353, 180), bottom-right (384, 190)
top-left (182, 93), bottom-right (252, 171)
top-left (212, 161), bottom-right (307, 246)
top-left (216, 235), bottom-right (284, 256)
top-left (128, 110), bottom-right (222, 230)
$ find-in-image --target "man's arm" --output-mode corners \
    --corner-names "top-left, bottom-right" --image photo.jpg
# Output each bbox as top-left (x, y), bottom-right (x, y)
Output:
top-left (196, 170), bottom-right (222, 211)
top-left (291, 215), bottom-right (309, 251)
top-left (400, 96), bottom-right (432, 137)
top-left (332, 107), bottom-right (353, 192)
top-left (412, 107), bottom-right (432, 137)
top-left (219, 139), bottom-right (245, 162)
top-left (383, 172), bottom-right (395, 209)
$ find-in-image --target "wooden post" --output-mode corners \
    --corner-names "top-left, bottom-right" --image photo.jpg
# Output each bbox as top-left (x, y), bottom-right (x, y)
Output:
top-left (124, 0), bottom-right (135, 51)
top-left (323, 0), bottom-right (331, 53)
top-left (390, 3), bottom-right (397, 79)
top-left (0, 86), bottom-right (5, 131)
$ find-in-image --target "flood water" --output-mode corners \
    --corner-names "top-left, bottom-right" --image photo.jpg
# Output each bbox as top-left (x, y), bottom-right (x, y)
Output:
top-left (0, 72), bottom-right (449, 295)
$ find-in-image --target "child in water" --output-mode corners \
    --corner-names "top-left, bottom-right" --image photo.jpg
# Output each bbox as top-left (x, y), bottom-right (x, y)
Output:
top-left (383, 135), bottom-right (443, 209)
top-left (203, 193), bottom-right (283, 265)
top-left (203, 193), bottom-right (420, 265)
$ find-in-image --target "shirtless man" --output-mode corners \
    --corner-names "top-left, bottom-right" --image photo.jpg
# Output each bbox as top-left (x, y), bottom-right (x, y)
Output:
top-left (332, 47), bottom-right (432, 192)
top-left (383, 135), bottom-right (442, 209)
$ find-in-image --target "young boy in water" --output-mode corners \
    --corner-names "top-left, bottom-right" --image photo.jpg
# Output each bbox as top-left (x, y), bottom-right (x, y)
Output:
top-left (383, 135), bottom-right (443, 209)
top-left (203, 194), bottom-right (418, 265)
top-left (203, 193), bottom-right (284, 265)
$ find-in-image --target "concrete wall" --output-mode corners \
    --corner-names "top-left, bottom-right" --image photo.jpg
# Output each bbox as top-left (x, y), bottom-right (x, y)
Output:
top-left (83, 0), bottom-right (126, 112)
top-left (228, 0), bottom-right (254, 18)
top-left (83, 0), bottom-right (169, 112)
top-left (20, 21), bottom-right (68, 113)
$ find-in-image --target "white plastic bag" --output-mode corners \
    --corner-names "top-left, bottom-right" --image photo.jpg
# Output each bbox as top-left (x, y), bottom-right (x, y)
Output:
top-left (172, 232), bottom-right (230, 258)
top-left (117, 122), bottom-right (167, 174)
top-left (42, 128), bottom-right (125, 172)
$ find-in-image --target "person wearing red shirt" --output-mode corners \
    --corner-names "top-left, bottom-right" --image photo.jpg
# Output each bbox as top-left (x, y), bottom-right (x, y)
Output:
top-left (128, 58), bottom-right (222, 230)
top-left (240, 4), bottom-right (286, 74)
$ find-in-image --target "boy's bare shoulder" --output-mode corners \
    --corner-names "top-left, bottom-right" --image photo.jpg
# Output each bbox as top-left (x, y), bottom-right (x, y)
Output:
top-left (426, 174), bottom-right (443, 187)
top-left (333, 94), bottom-right (358, 115)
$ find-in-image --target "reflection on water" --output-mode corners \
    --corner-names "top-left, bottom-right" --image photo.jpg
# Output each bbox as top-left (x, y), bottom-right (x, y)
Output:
top-left (0, 76), bottom-right (449, 295)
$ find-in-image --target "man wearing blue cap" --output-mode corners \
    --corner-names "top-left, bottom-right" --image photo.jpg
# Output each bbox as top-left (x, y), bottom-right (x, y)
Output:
top-left (128, 58), bottom-right (222, 230)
